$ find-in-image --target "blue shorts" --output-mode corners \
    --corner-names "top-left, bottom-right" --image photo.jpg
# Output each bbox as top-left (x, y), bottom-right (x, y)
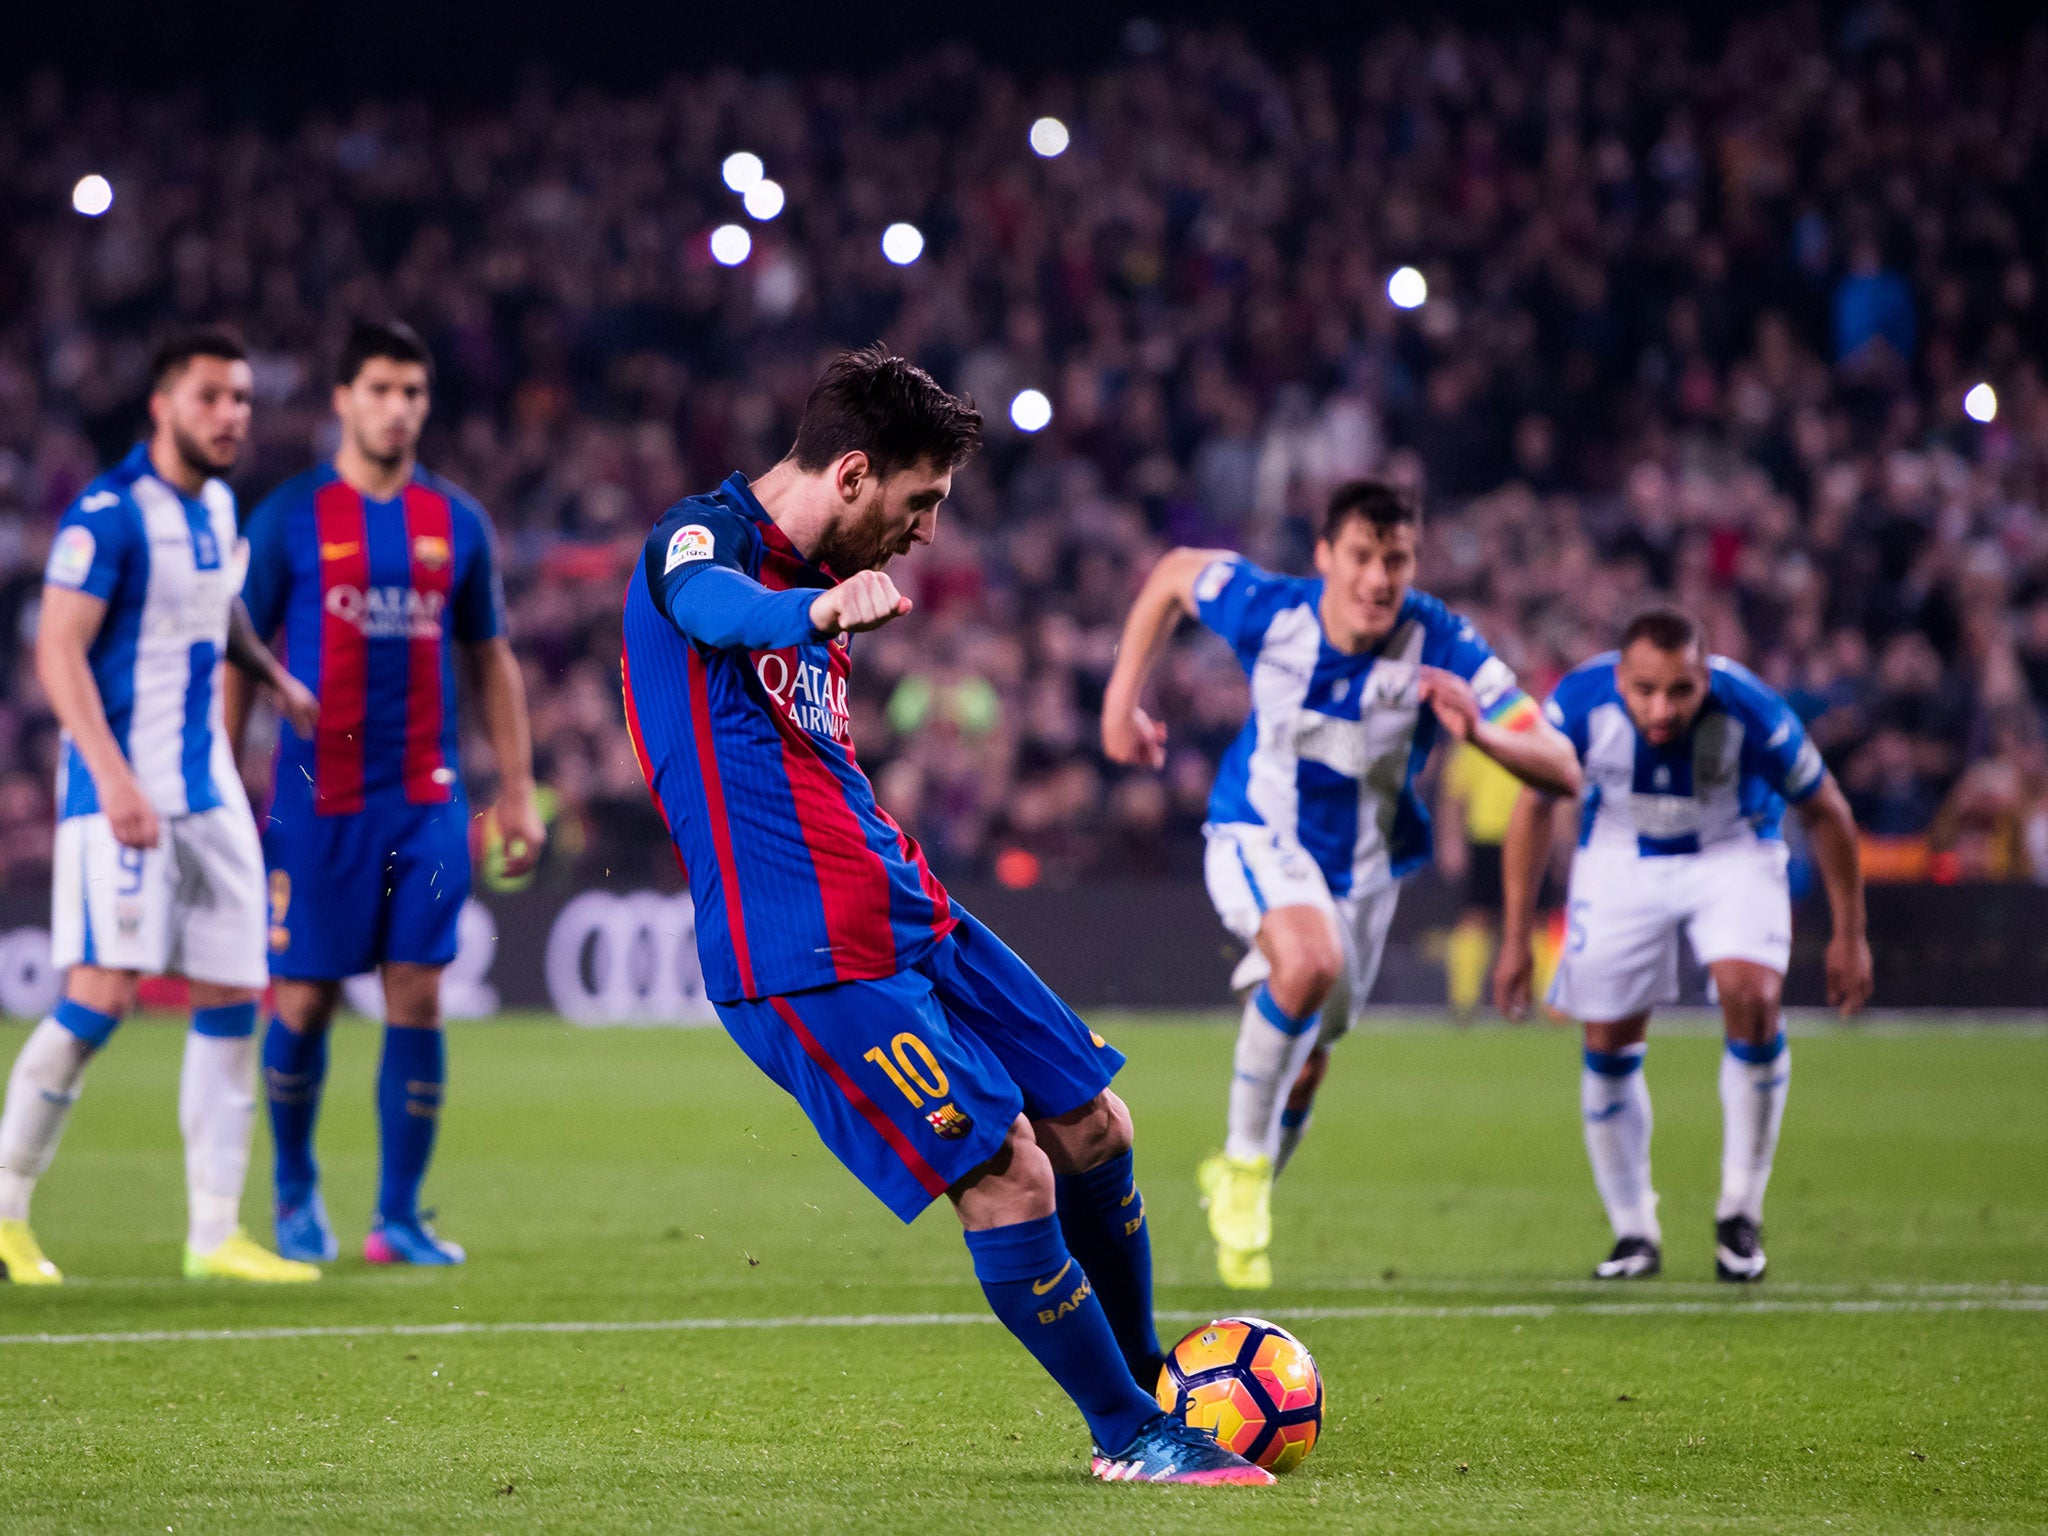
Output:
top-left (263, 793), bottom-right (472, 980)
top-left (713, 906), bottom-right (1126, 1223)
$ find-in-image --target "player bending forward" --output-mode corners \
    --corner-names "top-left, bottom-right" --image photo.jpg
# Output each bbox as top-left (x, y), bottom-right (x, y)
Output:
top-left (624, 347), bottom-right (1270, 1485)
top-left (233, 321), bottom-right (542, 1267)
top-left (1103, 480), bottom-right (1582, 1289)
top-left (1494, 609), bottom-right (1871, 1282)
top-left (0, 329), bottom-right (320, 1285)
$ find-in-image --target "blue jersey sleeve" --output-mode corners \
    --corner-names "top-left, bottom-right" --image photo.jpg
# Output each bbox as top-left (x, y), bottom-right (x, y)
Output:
top-left (451, 496), bottom-right (506, 644)
top-left (1718, 660), bottom-right (1826, 803)
top-left (1414, 595), bottom-right (1538, 730)
top-left (239, 487), bottom-right (294, 639)
top-left (45, 487), bottom-right (141, 602)
top-left (644, 505), bottom-right (818, 650)
top-left (1192, 556), bottom-right (1298, 665)
top-left (1542, 657), bottom-right (1617, 760)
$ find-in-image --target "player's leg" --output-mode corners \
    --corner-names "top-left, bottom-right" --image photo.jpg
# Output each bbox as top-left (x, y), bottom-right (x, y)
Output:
top-left (1550, 848), bottom-right (1679, 1278)
top-left (1689, 844), bottom-right (1795, 1282)
top-left (173, 807), bottom-right (318, 1282)
top-left (2, 813), bottom-right (158, 1282)
top-left (1275, 880), bottom-right (1397, 1176)
top-left (363, 800), bottom-right (469, 1265)
top-left (260, 804), bottom-right (377, 1261)
top-left (1446, 843), bottom-right (1505, 1018)
top-left (0, 963), bottom-right (133, 1284)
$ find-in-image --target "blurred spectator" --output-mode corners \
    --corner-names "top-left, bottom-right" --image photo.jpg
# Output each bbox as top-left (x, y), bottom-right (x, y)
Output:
top-left (4, 14), bottom-right (2048, 888)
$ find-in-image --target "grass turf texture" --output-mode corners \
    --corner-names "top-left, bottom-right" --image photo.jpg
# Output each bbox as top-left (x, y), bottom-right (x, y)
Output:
top-left (1, 1013), bottom-right (2043, 1534)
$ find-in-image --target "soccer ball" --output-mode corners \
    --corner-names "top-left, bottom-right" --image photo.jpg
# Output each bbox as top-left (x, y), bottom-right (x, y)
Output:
top-left (1155, 1316), bottom-right (1324, 1473)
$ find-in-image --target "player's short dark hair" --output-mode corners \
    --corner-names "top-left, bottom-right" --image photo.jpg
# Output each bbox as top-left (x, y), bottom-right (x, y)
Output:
top-left (1621, 606), bottom-right (1703, 657)
top-left (337, 319), bottom-right (434, 387)
top-left (789, 345), bottom-right (982, 479)
top-left (149, 326), bottom-right (247, 392)
top-left (1321, 479), bottom-right (1419, 543)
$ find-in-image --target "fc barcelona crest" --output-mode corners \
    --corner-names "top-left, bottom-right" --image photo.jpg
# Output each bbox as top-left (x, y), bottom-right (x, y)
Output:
top-left (412, 534), bottom-right (452, 570)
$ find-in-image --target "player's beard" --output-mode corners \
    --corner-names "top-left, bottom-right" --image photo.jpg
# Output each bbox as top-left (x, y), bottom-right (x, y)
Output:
top-left (815, 497), bottom-right (906, 575)
top-left (169, 422), bottom-right (238, 480)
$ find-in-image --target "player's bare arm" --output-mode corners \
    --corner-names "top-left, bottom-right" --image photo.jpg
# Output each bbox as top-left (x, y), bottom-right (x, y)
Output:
top-left (464, 635), bottom-right (544, 878)
top-left (1100, 547), bottom-right (1234, 769)
top-left (1793, 774), bottom-right (1872, 1016)
top-left (35, 584), bottom-right (158, 850)
top-left (1418, 667), bottom-right (1582, 799)
top-left (1494, 785), bottom-right (1559, 1021)
top-left (225, 597), bottom-right (318, 739)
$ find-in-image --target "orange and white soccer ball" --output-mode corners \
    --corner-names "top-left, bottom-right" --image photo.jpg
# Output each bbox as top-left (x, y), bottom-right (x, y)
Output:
top-left (1155, 1316), bottom-right (1325, 1472)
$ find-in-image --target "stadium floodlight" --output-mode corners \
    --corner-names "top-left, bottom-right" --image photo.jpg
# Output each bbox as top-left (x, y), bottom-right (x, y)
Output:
top-left (709, 224), bottom-right (753, 266)
top-left (1029, 117), bottom-right (1071, 158)
top-left (882, 222), bottom-right (925, 266)
top-left (1010, 389), bottom-right (1053, 432)
top-left (1388, 266), bottom-right (1428, 310)
top-left (1964, 382), bottom-right (1998, 424)
top-left (721, 152), bottom-right (765, 194)
top-left (743, 179), bottom-right (785, 221)
top-left (72, 175), bottom-right (114, 217)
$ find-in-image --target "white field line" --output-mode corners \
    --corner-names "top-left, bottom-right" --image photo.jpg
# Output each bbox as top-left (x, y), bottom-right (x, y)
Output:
top-left (2, 1295), bottom-right (2043, 1348)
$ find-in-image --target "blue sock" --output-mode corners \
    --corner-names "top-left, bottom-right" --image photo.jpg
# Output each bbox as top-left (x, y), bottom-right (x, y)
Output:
top-left (263, 1018), bottom-right (328, 1205)
top-left (375, 1026), bottom-right (445, 1224)
top-left (964, 1214), bottom-right (1159, 1453)
top-left (1055, 1150), bottom-right (1165, 1382)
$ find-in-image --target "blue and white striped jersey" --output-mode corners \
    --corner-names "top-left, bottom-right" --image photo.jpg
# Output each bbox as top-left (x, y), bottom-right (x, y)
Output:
top-left (43, 443), bottom-right (247, 820)
top-left (1544, 653), bottom-right (1824, 856)
top-left (1195, 557), bottom-right (1535, 898)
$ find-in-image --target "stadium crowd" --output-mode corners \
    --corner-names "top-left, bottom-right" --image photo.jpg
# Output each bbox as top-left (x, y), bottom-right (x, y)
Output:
top-left (5, 8), bottom-right (2048, 892)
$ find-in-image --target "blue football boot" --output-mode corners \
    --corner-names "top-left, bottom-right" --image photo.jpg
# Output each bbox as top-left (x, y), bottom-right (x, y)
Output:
top-left (274, 1188), bottom-right (339, 1264)
top-left (1090, 1413), bottom-right (1275, 1485)
top-left (364, 1213), bottom-right (466, 1266)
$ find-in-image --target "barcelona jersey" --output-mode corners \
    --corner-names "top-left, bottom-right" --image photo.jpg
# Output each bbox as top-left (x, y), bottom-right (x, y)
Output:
top-left (621, 473), bottom-right (954, 1004)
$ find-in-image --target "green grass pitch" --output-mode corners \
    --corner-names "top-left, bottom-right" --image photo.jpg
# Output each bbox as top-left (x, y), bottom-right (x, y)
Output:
top-left (2, 1012), bottom-right (2044, 1533)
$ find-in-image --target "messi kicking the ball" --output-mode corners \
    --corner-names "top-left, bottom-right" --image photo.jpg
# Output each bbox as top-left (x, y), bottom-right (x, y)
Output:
top-left (622, 347), bottom-right (1270, 1485)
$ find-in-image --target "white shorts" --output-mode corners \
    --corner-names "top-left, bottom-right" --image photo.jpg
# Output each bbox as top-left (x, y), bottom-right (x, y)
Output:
top-left (1203, 822), bottom-right (1400, 1047)
top-left (50, 807), bottom-right (269, 989)
top-left (1548, 838), bottom-right (1792, 1022)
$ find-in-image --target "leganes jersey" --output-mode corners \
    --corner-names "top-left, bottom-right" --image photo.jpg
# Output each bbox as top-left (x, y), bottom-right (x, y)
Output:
top-left (1195, 558), bottom-right (1537, 898)
top-left (1544, 652), bottom-right (1825, 856)
top-left (43, 443), bottom-right (247, 819)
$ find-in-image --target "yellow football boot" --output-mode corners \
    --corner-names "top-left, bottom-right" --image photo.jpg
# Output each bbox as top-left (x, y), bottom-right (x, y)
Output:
top-left (1198, 1152), bottom-right (1274, 1290)
top-left (184, 1228), bottom-right (321, 1283)
top-left (0, 1218), bottom-right (62, 1284)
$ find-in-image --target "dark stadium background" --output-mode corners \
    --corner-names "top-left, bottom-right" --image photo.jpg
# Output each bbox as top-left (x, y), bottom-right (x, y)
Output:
top-left (5, 0), bottom-right (2048, 1017)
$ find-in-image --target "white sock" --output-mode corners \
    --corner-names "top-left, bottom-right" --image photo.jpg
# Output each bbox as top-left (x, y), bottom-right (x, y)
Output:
top-left (0, 1017), bottom-right (98, 1221)
top-left (1582, 1043), bottom-right (1659, 1243)
top-left (1717, 1033), bottom-right (1790, 1223)
top-left (180, 1029), bottom-right (256, 1254)
top-left (1224, 985), bottom-right (1323, 1164)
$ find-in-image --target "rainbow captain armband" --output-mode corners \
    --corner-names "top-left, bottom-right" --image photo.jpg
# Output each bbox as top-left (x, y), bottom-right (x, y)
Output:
top-left (1484, 689), bottom-right (1543, 733)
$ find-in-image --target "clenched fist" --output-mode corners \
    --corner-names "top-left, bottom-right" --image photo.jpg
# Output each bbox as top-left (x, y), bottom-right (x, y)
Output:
top-left (810, 570), bottom-right (913, 637)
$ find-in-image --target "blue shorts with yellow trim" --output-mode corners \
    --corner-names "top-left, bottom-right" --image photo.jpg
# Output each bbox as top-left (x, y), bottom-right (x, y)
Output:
top-left (712, 905), bottom-right (1125, 1223)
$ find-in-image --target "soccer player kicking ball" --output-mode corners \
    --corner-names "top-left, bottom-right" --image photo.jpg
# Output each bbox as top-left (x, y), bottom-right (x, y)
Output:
top-left (0, 329), bottom-right (320, 1286)
top-left (1102, 481), bottom-right (1583, 1289)
top-left (623, 347), bottom-right (1268, 1485)
top-left (231, 321), bottom-right (542, 1267)
top-left (1494, 609), bottom-right (1872, 1282)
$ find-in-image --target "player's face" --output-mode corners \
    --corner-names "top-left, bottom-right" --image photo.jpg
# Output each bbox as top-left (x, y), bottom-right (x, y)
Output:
top-left (827, 456), bottom-right (950, 573)
top-left (335, 358), bottom-right (431, 468)
top-left (1314, 517), bottom-right (1417, 649)
top-left (1617, 639), bottom-right (1709, 745)
top-left (153, 356), bottom-right (254, 477)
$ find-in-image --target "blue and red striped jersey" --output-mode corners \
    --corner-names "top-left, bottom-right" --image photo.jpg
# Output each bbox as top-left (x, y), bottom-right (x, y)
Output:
top-left (621, 472), bottom-right (954, 1004)
top-left (242, 462), bottom-right (505, 816)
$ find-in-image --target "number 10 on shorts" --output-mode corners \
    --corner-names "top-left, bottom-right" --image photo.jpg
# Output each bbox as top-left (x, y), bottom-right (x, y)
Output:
top-left (863, 1032), bottom-right (949, 1107)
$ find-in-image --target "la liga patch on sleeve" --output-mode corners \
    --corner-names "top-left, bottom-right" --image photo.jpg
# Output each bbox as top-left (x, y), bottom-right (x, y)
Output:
top-left (664, 523), bottom-right (716, 573)
top-left (46, 525), bottom-right (96, 588)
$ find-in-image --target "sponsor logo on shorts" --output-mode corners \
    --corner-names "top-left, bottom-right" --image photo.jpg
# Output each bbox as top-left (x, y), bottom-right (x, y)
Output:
top-left (268, 870), bottom-right (291, 952)
top-left (925, 1102), bottom-right (974, 1140)
top-left (115, 900), bottom-right (143, 937)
